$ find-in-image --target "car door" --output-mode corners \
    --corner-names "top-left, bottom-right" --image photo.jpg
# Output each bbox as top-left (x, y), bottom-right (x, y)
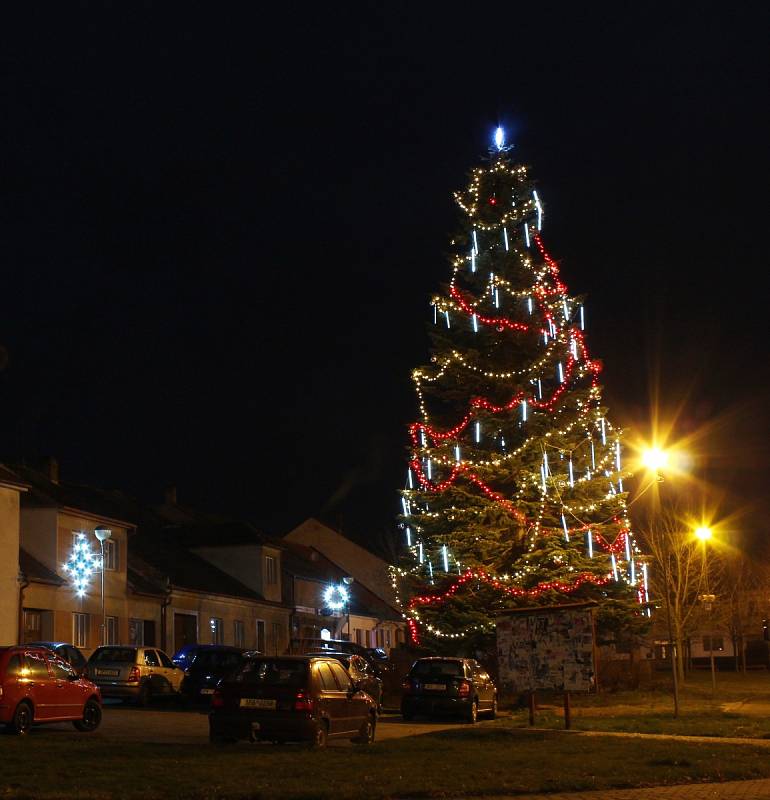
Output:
top-left (24, 650), bottom-right (56, 719)
top-left (470, 662), bottom-right (492, 709)
top-left (315, 661), bottom-right (343, 734)
top-left (350, 656), bottom-right (379, 707)
top-left (156, 649), bottom-right (181, 692)
top-left (143, 648), bottom-right (162, 692)
top-left (328, 660), bottom-right (361, 734)
top-left (48, 656), bottom-right (81, 719)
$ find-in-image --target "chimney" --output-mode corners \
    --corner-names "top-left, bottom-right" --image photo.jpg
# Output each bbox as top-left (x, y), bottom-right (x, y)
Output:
top-left (164, 485), bottom-right (177, 505)
top-left (47, 457), bottom-right (59, 485)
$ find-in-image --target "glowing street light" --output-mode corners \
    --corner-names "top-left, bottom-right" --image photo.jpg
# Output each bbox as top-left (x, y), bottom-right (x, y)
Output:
top-left (694, 525), bottom-right (712, 542)
top-left (642, 447), bottom-right (669, 472)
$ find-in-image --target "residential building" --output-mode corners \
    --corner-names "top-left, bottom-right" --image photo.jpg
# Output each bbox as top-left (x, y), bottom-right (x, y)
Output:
top-left (0, 466), bottom-right (26, 644)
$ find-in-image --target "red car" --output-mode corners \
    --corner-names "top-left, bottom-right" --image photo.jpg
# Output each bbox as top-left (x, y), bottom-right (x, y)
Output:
top-left (0, 646), bottom-right (102, 734)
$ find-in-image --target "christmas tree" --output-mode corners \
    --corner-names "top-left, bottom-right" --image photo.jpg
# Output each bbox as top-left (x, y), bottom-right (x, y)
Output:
top-left (395, 128), bottom-right (647, 651)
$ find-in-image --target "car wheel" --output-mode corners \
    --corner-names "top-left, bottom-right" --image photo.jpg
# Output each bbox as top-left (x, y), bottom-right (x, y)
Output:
top-left (73, 700), bottom-right (102, 732)
top-left (488, 695), bottom-right (498, 720)
top-left (137, 682), bottom-right (152, 707)
top-left (8, 702), bottom-right (33, 735)
top-left (311, 721), bottom-right (328, 749)
top-left (352, 715), bottom-right (376, 745)
top-left (465, 700), bottom-right (478, 724)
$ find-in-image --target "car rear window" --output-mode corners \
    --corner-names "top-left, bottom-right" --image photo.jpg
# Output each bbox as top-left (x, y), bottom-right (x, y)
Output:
top-left (91, 648), bottom-right (137, 663)
top-left (412, 660), bottom-right (464, 678)
top-left (236, 659), bottom-right (307, 686)
top-left (193, 651), bottom-right (243, 670)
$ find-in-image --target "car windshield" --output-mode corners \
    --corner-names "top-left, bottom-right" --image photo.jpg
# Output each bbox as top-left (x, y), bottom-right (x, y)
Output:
top-left (91, 648), bottom-right (136, 663)
top-left (412, 660), bottom-right (464, 678)
top-left (236, 659), bottom-right (307, 686)
top-left (192, 651), bottom-right (243, 670)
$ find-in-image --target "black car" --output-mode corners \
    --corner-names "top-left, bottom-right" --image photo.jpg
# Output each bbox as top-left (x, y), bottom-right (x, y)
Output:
top-left (209, 655), bottom-right (377, 748)
top-left (26, 642), bottom-right (88, 675)
top-left (307, 651), bottom-right (383, 711)
top-left (401, 657), bottom-right (497, 723)
top-left (173, 645), bottom-right (245, 703)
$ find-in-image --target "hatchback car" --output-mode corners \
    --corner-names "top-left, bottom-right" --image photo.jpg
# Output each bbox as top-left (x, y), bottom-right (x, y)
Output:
top-left (173, 645), bottom-right (245, 703)
top-left (401, 657), bottom-right (497, 723)
top-left (26, 642), bottom-right (88, 675)
top-left (209, 655), bottom-right (377, 747)
top-left (0, 646), bottom-right (102, 734)
top-left (306, 651), bottom-right (383, 711)
top-left (86, 645), bottom-right (183, 705)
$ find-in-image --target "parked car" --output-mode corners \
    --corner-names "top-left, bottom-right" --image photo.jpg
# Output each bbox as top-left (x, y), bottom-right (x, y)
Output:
top-left (209, 655), bottom-right (377, 747)
top-left (26, 642), bottom-right (88, 675)
top-left (0, 645), bottom-right (102, 734)
top-left (401, 657), bottom-right (497, 723)
top-left (86, 646), bottom-right (183, 705)
top-left (172, 645), bottom-right (245, 703)
top-left (307, 651), bottom-right (383, 711)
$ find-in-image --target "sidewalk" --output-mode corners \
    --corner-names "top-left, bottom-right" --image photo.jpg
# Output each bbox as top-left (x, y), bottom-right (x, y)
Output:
top-left (498, 778), bottom-right (770, 799)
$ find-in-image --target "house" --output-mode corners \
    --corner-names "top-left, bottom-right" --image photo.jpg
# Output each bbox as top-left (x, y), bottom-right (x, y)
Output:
top-left (282, 540), bottom-right (405, 653)
top-left (284, 517), bottom-right (399, 608)
top-left (0, 466), bottom-right (26, 644)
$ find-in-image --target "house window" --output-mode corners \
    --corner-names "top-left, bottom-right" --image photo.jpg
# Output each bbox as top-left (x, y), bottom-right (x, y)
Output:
top-left (270, 622), bottom-right (281, 654)
top-left (256, 620), bottom-right (266, 653)
top-left (210, 618), bottom-right (224, 645)
top-left (73, 613), bottom-right (89, 648)
top-left (24, 610), bottom-right (42, 641)
top-left (369, 630), bottom-right (377, 648)
top-left (385, 629), bottom-right (392, 647)
top-left (234, 620), bottom-right (245, 648)
top-left (105, 616), bottom-right (119, 645)
top-left (355, 628), bottom-right (363, 645)
top-left (103, 539), bottom-right (118, 571)
top-left (265, 555), bottom-right (277, 585)
top-left (703, 636), bottom-right (724, 652)
top-left (376, 629), bottom-right (384, 648)
top-left (129, 619), bottom-right (144, 646)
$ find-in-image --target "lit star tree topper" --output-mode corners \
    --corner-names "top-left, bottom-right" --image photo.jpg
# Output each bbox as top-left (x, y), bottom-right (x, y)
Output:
top-left (395, 126), bottom-right (648, 652)
top-left (62, 532), bottom-right (102, 597)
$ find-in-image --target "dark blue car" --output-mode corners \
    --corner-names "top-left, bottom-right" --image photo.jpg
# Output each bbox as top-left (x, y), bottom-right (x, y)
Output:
top-left (27, 642), bottom-right (88, 675)
top-left (172, 645), bottom-right (245, 703)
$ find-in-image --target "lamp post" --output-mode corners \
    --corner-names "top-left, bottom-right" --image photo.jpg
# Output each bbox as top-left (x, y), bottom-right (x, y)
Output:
top-left (342, 576), bottom-right (354, 641)
top-left (94, 526), bottom-right (112, 646)
top-left (695, 525), bottom-right (717, 692)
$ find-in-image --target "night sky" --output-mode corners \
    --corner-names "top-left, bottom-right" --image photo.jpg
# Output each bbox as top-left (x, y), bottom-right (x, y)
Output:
top-left (2, 6), bottom-right (768, 549)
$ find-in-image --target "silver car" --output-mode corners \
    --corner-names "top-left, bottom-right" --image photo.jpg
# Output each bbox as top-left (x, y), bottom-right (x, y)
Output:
top-left (86, 646), bottom-right (184, 705)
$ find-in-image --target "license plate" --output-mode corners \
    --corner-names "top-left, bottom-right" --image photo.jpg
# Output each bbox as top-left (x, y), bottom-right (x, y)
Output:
top-left (200, 688), bottom-right (215, 695)
top-left (97, 669), bottom-right (120, 677)
top-left (424, 683), bottom-right (446, 691)
top-left (239, 698), bottom-right (276, 709)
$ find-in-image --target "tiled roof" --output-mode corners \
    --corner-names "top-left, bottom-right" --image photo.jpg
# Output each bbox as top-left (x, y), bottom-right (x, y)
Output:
top-left (19, 548), bottom-right (66, 586)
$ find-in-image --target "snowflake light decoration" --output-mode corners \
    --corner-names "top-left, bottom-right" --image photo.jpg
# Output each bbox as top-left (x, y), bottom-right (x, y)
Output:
top-left (62, 532), bottom-right (101, 597)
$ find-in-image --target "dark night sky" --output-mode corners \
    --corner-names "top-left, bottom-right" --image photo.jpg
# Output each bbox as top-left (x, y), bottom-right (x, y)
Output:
top-left (1, 5), bottom-right (768, 546)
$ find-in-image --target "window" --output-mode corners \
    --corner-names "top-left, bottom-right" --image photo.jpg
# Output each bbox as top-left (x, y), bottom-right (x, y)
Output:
top-left (129, 619), bottom-right (144, 646)
top-left (73, 613), bottom-right (89, 648)
top-left (317, 663), bottom-right (337, 691)
top-left (264, 555), bottom-right (277, 585)
top-left (355, 628), bottom-right (363, 645)
top-left (329, 662), bottom-right (352, 691)
top-left (105, 616), bottom-right (119, 645)
top-left (144, 650), bottom-right (159, 667)
top-left (210, 618), bottom-right (224, 645)
top-left (50, 657), bottom-right (75, 681)
top-left (234, 620), bottom-right (245, 648)
top-left (157, 650), bottom-right (173, 668)
top-left (386, 629), bottom-right (392, 647)
top-left (376, 629), bottom-right (384, 648)
top-left (270, 622), bottom-right (281, 654)
top-left (25, 652), bottom-right (50, 679)
top-left (256, 620), bottom-right (266, 653)
top-left (23, 610), bottom-right (41, 640)
top-left (103, 539), bottom-right (118, 571)
top-left (6, 654), bottom-right (23, 677)
top-left (368, 630), bottom-right (377, 648)
top-left (703, 636), bottom-right (724, 652)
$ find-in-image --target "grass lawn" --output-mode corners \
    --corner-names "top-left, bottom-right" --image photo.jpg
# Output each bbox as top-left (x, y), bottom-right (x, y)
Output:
top-left (3, 723), bottom-right (770, 799)
top-left (517, 671), bottom-right (770, 738)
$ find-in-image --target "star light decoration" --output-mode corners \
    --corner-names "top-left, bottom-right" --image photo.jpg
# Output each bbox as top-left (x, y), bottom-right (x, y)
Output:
top-left (62, 532), bottom-right (102, 597)
top-left (323, 583), bottom-right (350, 611)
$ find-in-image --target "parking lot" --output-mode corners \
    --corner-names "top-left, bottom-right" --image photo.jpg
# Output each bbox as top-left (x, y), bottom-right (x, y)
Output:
top-left (28, 701), bottom-right (499, 745)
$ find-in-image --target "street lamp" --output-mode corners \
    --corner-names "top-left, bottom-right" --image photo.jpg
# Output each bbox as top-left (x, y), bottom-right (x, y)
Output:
top-left (642, 446), bottom-right (669, 474)
top-left (342, 576), bottom-right (354, 641)
top-left (94, 526), bottom-right (112, 646)
top-left (695, 525), bottom-right (717, 692)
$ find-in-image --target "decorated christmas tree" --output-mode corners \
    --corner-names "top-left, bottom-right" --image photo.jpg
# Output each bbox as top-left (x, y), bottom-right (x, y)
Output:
top-left (395, 129), bottom-right (647, 652)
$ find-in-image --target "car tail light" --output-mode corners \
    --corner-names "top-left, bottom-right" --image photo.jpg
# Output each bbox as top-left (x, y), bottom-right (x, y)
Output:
top-left (0, 685), bottom-right (3, 699)
top-left (211, 690), bottom-right (225, 709)
top-left (294, 691), bottom-right (314, 712)
top-left (457, 680), bottom-right (471, 697)
top-left (127, 666), bottom-right (141, 683)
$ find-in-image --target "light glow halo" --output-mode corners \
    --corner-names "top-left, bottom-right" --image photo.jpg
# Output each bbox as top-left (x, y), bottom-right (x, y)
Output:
top-left (323, 583), bottom-right (350, 611)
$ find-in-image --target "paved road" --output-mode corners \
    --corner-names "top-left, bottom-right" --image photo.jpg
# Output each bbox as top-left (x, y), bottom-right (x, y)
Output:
top-left (500, 779), bottom-right (770, 799)
top-left (32, 701), bottom-right (487, 745)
